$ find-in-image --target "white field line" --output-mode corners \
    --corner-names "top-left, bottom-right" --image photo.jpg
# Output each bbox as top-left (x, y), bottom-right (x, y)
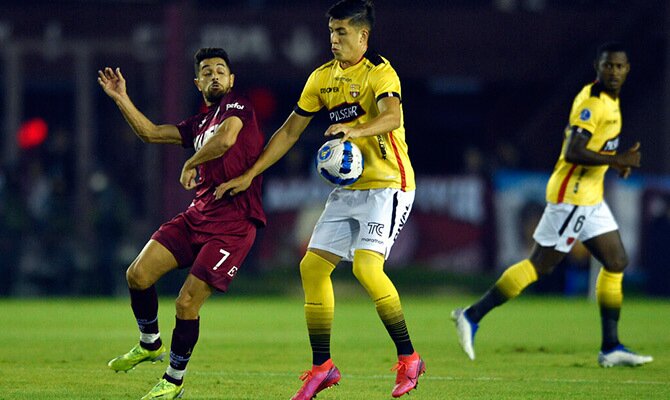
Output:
top-left (192, 370), bottom-right (669, 386)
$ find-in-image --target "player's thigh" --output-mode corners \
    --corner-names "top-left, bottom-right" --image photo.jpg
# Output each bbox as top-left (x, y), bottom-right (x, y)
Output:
top-left (127, 239), bottom-right (180, 289)
top-left (307, 247), bottom-right (342, 266)
top-left (308, 191), bottom-right (359, 260)
top-left (579, 202), bottom-right (626, 271)
top-left (533, 203), bottom-right (592, 253)
top-left (189, 222), bottom-right (257, 292)
top-left (583, 230), bottom-right (628, 272)
top-left (176, 273), bottom-right (214, 319)
top-left (528, 243), bottom-right (568, 275)
top-left (354, 188), bottom-right (414, 258)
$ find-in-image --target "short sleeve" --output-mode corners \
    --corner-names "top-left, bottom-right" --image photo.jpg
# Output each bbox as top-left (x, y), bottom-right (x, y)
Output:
top-left (176, 115), bottom-right (198, 148)
top-left (295, 69), bottom-right (323, 116)
top-left (221, 96), bottom-right (253, 124)
top-left (369, 62), bottom-right (402, 103)
top-left (570, 97), bottom-right (603, 135)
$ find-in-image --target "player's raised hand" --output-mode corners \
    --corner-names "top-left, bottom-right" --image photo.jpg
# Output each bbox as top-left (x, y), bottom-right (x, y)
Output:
top-left (214, 173), bottom-right (253, 199)
top-left (616, 141), bottom-right (641, 167)
top-left (613, 141), bottom-right (641, 178)
top-left (97, 67), bottom-right (128, 102)
top-left (180, 166), bottom-right (198, 190)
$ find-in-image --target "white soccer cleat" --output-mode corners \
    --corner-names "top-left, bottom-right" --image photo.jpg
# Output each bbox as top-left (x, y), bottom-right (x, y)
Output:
top-left (451, 308), bottom-right (478, 360)
top-left (598, 344), bottom-right (653, 367)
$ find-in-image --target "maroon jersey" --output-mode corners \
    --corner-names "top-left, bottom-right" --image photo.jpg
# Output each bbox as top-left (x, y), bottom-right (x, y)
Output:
top-left (176, 90), bottom-right (266, 227)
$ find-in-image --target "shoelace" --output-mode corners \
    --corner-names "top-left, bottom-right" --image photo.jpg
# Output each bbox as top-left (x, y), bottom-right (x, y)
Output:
top-left (298, 370), bottom-right (313, 382)
top-left (153, 380), bottom-right (172, 392)
top-left (391, 361), bottom-right (409, 384)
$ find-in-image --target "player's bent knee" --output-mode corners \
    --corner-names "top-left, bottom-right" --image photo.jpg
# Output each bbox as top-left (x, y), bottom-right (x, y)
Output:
top-left (299, 251), bottom-right (335, 281)
top-left (605, 255), bottom-right (628, 273)
top-left (351, 262), bottom-right (379, 286)
top-left (534, 264), bottom-right (555, 276)
top-left (175, 293), bottom-right (199, 319)
top-left (126, 263), bottom-right (152, 290)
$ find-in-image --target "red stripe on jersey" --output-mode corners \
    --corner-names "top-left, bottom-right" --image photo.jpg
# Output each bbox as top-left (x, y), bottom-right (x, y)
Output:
top-left (388, 132), bottom-right (407, 191)
top-left (557, 164), bottom-right (578, 203)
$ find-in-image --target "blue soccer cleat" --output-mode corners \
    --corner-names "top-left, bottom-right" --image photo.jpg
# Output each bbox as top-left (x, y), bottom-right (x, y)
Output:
top-left (451, 308), bottom-right (478, 360)
top-left (598, 344), bottom-right (653, 367)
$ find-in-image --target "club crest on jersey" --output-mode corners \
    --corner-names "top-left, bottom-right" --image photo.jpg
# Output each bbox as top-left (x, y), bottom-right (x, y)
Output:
top-left (349, 84), bottom-right (360, 98)
top-left (579, 108), bottom-right (591, 121)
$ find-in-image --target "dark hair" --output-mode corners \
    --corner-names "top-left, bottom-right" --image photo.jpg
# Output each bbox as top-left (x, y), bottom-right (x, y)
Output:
top-left (327, 0), bottom-right (375, 31)
top-left (194, 47), bottom-right (233, 76)
top-left (596, 41), bottom-right (628, 61)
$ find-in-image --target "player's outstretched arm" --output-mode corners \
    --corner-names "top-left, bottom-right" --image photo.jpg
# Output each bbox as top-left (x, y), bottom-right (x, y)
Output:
top-left (97, 67), bottom-right (182, 145)
top-left (214, 112), bottom-right (311, 199)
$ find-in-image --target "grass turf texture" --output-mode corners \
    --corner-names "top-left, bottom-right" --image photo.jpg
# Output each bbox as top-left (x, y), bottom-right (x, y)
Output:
top-left (1, 294), bottom-right (668, 399)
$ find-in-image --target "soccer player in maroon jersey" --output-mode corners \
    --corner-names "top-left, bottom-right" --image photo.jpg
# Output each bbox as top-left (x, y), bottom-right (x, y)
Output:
top-left (98, 47), bottom-right (265, 400)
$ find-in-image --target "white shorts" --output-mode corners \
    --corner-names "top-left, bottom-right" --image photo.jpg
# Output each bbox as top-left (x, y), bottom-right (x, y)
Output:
top-left (308, 188), bottom-right (415, 261)
top-left (533, 201), bottom-right (619, 253)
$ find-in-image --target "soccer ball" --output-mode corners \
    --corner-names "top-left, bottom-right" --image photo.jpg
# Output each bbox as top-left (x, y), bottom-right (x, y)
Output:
top-left (315, 139), bottom-right (364, 186)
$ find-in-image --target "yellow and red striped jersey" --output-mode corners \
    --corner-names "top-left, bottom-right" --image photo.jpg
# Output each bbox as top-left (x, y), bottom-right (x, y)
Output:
top-left (295, 51), bottom-right (415, 191)
top-left (546, 82), bottom-right (622, 205)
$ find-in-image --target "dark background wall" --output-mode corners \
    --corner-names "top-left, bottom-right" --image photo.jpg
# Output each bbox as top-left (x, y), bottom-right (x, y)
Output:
top-left (1, 0), bottom-right (669, 296)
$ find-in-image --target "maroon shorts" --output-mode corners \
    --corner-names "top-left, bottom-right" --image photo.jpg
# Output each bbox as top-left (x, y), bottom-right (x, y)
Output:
top-left (151, 213), bottom-right (257, 292)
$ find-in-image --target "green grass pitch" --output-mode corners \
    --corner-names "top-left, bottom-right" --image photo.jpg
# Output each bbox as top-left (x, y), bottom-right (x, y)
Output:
top-left (1, 293), bottom-right (668, 399)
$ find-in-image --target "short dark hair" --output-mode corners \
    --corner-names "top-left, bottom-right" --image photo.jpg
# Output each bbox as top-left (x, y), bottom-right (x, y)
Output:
top-left (327, 0), bottom-right (375, 31)
top-left (596, 41), bottom-right (628, 61)
top-left (194, 47), bottom-right (233, 76)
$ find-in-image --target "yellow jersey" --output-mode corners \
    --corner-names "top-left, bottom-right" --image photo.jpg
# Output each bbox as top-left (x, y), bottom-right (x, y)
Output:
top-left (295, 51), bottom-right (415, 192)
top-left (546, 82), bottom-right (622, 205)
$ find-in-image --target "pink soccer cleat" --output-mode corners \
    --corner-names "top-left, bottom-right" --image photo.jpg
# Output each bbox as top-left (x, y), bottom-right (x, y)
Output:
top-left (290, 359), bottom-right (341, 400)
top-left (391, 352), bottom-right (426, 398)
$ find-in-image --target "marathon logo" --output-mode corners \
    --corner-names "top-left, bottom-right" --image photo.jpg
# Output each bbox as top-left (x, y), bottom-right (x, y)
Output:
top-left (328, 102), bottom-right (366, 123)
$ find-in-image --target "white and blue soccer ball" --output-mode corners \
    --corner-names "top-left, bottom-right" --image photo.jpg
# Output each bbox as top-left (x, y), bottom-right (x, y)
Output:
top-left (315, 139), bottom-right (364, 186)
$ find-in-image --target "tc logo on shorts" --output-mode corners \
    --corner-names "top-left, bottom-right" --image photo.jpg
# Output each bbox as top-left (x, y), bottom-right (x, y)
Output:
top-left (367, 222), bottom-right (385, 236)
top-left (579, 108), bottom-right (591, 121)
top-left (227, 266), bottom-right (238, 277)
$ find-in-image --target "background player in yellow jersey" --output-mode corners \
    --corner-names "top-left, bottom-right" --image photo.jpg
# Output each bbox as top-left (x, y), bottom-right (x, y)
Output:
top-left (452, 42), bottom-right (653, 368)
top-left (215, 0), bottom-right (424, 398)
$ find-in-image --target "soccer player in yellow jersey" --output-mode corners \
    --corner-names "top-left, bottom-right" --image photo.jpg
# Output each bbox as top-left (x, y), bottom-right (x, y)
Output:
top-left (215, 0), bottom-right (424, 398)
top-left (452, 42), bottom-right (653, 368)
